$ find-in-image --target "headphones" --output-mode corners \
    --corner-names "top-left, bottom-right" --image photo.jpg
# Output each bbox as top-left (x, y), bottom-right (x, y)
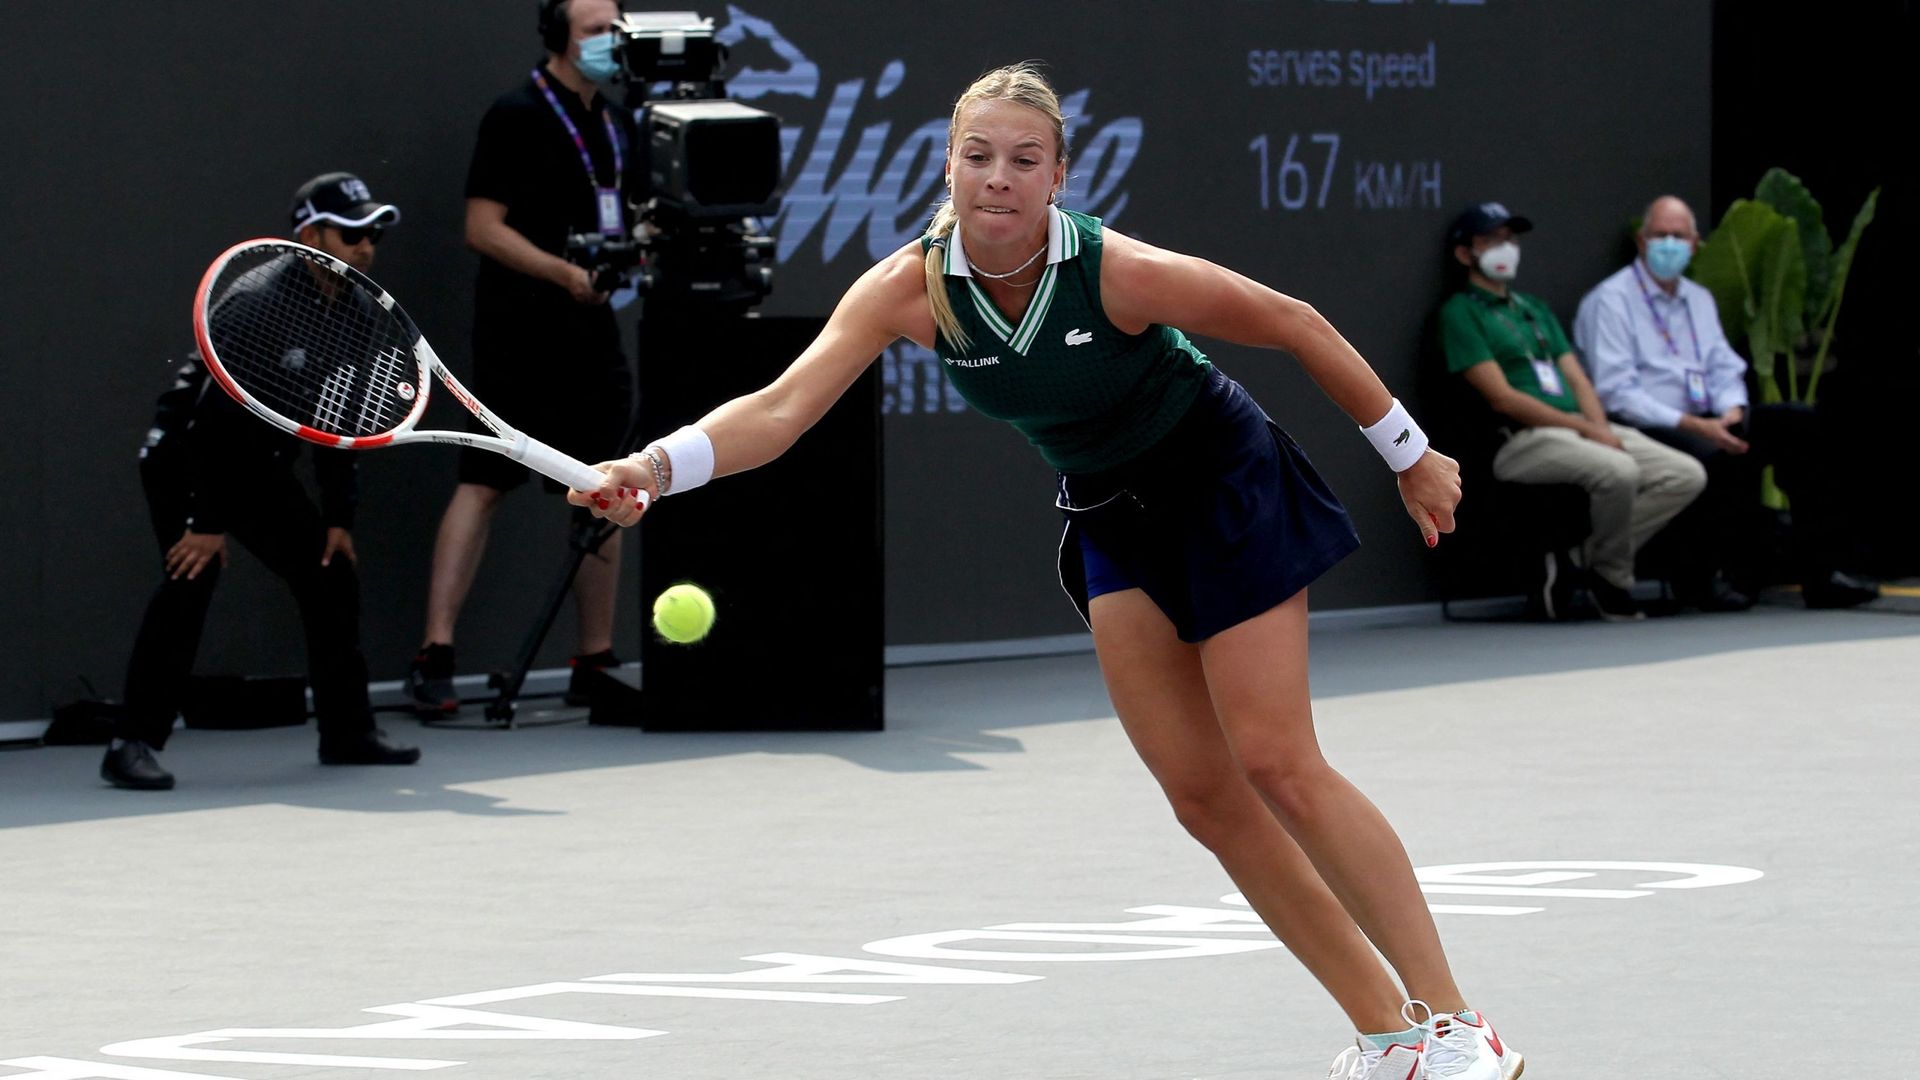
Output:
top-left (537, 0), bottom-right (571, 54)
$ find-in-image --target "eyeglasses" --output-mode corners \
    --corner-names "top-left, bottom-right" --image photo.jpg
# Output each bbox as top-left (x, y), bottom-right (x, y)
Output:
top-left (333, 225), bottom-right (386, 246)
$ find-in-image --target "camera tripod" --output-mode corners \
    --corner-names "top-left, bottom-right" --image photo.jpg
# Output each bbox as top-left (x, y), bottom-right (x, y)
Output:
top-left (479, 408), bottom-right (643, 728)
top-left (480, 512), bottom-right (624, 727)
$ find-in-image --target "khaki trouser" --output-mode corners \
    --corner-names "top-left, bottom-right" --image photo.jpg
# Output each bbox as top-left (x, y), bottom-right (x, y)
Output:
top-left (1492, 424), bottom-right (1706, 589)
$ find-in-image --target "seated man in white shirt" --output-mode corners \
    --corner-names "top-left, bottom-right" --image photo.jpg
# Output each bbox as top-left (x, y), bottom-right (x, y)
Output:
top-left (1573, 195), bottom-right (1878, 610)
top-left (1440, 202), bottom-right (1706, 622)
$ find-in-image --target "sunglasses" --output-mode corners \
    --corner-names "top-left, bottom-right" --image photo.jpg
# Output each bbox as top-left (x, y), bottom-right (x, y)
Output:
top-left (333, 224), bottom-right (386, 246)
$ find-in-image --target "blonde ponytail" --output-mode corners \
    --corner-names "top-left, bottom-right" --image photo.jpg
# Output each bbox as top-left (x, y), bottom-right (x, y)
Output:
top-left (924, 201), bottom-right (967, 350)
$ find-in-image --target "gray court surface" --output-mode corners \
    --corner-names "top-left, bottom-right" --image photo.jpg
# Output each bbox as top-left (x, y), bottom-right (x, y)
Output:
top-left (3, 605), bottom-right (1916, 1079)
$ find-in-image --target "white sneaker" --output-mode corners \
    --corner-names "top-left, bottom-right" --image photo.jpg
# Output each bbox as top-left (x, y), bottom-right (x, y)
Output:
top-left (1435, 1010), bottom-right (1522, 1080)
top-left (1327, 1038), bottom-right (1424, 1080)
top-left (1408, 1002), bottom-right (1522, 1080)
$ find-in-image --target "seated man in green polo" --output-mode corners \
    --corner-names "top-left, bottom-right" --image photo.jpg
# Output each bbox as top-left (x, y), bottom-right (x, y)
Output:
top-left (1438, 202), bottom-right (1705, 621)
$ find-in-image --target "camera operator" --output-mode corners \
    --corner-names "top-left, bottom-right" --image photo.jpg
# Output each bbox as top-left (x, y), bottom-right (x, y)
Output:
top-left (407, 0), bottom-right (640, 712)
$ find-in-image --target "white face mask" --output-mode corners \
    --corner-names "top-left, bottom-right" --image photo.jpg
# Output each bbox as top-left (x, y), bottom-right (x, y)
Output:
top-left (1476, 241), bottom-right (1520, 282)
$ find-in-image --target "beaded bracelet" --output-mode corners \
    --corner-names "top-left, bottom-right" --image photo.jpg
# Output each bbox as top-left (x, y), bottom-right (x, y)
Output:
top-left (638, 446), bottom-right (670, 495)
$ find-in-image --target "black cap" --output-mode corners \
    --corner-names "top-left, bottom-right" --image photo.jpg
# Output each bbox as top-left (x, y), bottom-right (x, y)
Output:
top-left (1446, 201), bottom-right (1532, 249)
top-left (290, 172), bottom-right (401, 232)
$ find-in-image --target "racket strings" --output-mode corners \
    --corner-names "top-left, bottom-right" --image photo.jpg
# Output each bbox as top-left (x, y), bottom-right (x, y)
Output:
top-left (356, 345), bottom-right (410, 435)
top-left (206, 249), bottom-right (418, 438)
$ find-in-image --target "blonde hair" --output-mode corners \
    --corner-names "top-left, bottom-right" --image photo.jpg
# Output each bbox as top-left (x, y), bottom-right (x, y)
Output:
top-left (924, 62), bottom-right (1070, 349)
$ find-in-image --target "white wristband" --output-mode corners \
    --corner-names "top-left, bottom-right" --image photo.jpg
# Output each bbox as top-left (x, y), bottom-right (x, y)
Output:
top-left (649, 425), bottom-right (714, 495)
top-left (1360, 399), bottom-right (1429, 472)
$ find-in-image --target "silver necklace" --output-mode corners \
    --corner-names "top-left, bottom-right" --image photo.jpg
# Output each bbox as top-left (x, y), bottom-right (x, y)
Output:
top-left (970, 242), bottom-right (1046, 280)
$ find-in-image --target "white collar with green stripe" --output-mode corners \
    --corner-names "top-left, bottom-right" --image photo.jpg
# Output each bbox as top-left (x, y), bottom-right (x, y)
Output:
top-left (941, 205), bottom-right (1084, 356)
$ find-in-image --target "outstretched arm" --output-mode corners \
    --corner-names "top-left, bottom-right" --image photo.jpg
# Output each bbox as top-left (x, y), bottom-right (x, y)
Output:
top-left (1098, 229), bottom-right (1459, 545)
top-left (1100, 230), bottom-right (1396, 423)
top-left (570, 244), bottom-right (932, 524)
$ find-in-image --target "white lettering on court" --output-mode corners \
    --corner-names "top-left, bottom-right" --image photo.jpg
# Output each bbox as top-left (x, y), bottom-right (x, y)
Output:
top-left (0, 860), bottom-right (1763, 1079)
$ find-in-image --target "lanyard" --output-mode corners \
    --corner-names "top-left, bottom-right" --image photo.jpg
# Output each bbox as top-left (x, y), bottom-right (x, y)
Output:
top-left (1475, 291), bottom-right (1553, 359)
top-left (1629, 261), bottom-right (1702, 364)
top-left (530, 67), bottom-right (623, 192)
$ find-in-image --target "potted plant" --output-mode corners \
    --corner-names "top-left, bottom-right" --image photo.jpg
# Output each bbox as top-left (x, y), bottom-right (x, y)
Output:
top-left (1689, 168), bottom-right (1879, 505)
top-left (1692, 168), bottom-right (1879, 406)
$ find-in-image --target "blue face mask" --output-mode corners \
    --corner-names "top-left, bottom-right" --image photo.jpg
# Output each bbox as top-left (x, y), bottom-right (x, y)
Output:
top-left (577, 33), bottom-right (621, 83)
top-left (1645, 235), bottom-right (1693, 282)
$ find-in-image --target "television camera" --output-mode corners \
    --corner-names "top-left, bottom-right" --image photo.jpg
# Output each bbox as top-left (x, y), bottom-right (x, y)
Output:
top-left (563, 11), bottom-right (784, 310)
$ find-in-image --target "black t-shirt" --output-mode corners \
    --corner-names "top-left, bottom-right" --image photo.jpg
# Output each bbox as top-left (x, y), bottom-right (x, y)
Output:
top-left (144, 354), bottom-right (358, 535)
top-left (145, 255), bottom-right (380, 533)
top-left (465, 65), bottom-right (642, 319)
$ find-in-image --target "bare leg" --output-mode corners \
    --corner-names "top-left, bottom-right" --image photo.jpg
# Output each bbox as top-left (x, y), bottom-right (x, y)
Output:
top-left (1089, 588), bottom-right (1408, 1032)
top-left (1199, 588), bottom-right (1466, 1013)
top-left (423, 483), bottom-right (505, 646)
top-left (573, 527), bottom-right (622, 656)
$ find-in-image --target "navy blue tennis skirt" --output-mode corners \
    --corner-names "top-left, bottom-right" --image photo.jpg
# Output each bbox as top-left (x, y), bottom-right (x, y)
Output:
top-left (1055, 367), bottom-right (1360, 642)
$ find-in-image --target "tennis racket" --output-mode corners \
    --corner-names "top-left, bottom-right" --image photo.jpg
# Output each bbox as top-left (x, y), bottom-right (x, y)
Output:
top-left (191, 238), bottom-right (640, 505)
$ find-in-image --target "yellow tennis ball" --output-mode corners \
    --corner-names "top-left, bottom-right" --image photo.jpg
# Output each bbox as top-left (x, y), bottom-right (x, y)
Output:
top-left (652, 583), bottom-right (716, 644)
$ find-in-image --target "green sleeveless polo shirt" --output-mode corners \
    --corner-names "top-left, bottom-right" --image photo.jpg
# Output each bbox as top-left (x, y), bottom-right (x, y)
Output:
top-left (923, 207), bottom-right (1211, 473)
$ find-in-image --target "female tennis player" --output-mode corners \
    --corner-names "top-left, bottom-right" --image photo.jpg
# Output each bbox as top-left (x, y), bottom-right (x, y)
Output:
top-left (575, 64), bottom-right (1519, 1080)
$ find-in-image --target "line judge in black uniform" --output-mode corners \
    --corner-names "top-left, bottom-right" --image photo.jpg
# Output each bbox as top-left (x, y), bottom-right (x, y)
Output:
top-left (101, 173), bottom-right (421, 791)
top-left (406, 0), bottom-right (638, 713)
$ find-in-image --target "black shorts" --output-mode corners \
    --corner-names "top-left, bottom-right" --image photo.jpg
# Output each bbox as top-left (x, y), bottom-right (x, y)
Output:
top-left (457, 309), bottom-right (633, 492)
top-left (1055, 367), bottom-right (1360, 643)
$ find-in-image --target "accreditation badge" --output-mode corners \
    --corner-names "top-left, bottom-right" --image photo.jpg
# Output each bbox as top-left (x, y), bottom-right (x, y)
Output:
top-left (1685, 369), bottom-right (1709, 410)
top-left (597, 187), bottom-right (625, 237)
top-left (1530, 357), bottom-right (1565, 397)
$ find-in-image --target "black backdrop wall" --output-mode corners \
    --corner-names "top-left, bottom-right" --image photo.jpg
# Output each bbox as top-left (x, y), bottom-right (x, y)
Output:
top-left (0, 1), bottom-right (1720, 722)
top-left (1711, 0), bottom-right (1917, 583)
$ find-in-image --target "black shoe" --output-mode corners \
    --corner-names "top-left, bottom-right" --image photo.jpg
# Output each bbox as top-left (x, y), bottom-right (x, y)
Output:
top-left (405, 643), bottom-right (459, 716)
top-left (101, 740), bottom-right (175, 790)
top-left (319, 729), bottom-right (421, 766)
top-left (1678, 577), bottom-right (1755, 613)
top-left (1803, 570), bottom-right (1879, 610)
top-left (564, 649), bottom-right (620, 707)
top-left (1589, 580), bottom-right (1646, 622)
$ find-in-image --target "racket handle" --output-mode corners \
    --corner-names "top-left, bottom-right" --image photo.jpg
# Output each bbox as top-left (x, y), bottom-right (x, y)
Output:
top-left (514, 434), bottom-right (614, 495)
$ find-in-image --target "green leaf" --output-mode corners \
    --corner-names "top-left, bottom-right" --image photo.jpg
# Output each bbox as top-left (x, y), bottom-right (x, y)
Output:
top-left (1755, 168), bottom-right (1832, 327)
top-left (1696, 198), bottom-right (1808, 402)
top-left (1692, 199), bottom-right (1780, 355)
top-left (1824, 186), bottom-right (1879, 320)
top-left (1757, 219), bottom-right (1807, 399)
top-left (1805, 186), bottom-right (1880, 403)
